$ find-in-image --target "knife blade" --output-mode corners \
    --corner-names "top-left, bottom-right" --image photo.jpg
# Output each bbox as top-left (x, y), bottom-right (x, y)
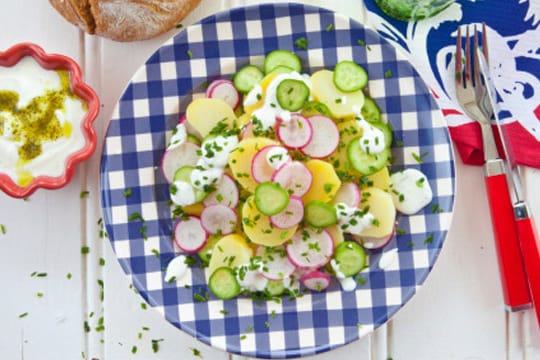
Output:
top-left (478, 49), bottom-right (540, 326)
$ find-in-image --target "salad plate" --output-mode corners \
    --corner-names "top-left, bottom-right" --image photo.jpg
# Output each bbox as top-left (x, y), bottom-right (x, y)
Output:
top-left (100, 3), bottom-right (455, 358)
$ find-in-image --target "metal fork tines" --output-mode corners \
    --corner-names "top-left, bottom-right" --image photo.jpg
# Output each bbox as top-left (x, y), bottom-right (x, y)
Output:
top-left (455, 23), bottom-right (498, 161)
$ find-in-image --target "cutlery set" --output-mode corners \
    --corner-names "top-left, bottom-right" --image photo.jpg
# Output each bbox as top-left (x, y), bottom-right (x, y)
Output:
top-left (455, 23), bottom-right (540, 325)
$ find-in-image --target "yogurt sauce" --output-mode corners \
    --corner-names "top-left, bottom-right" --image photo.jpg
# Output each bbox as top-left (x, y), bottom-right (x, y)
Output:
top-left (246, 72), bottom-right (311, 129)
top-left (0, 56), bottom-right (87, 186)
top-left (389, 168), bottom-right (433, 214)
top-left (164, 255), bottom-right (191, 287)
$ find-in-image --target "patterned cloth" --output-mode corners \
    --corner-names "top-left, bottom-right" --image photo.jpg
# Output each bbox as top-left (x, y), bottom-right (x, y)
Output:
top-left (100, 3), bottom-right (455, 358)
top-left (364, 0), bottom-right (540, 168)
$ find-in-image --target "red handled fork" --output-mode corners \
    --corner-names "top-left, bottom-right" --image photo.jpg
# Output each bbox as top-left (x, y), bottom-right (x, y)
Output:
top-left (454, 24), bottom-right (531, 311)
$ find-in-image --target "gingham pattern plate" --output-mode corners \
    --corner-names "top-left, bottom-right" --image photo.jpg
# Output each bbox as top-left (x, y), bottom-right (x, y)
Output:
top-left (100, 3), bottom-right (455, 358)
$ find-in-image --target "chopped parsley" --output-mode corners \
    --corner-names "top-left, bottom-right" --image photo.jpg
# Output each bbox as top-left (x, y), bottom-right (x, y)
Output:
top-left (19, 312), bottom-right (29, 318)
top-left (294, 36), bottom-right (309, 50)
top-left (80, 190), bottom-right (90, 199)
top-left (1, 224), bottom-right (6, 234)
top-left (151, 338), bottom-right (164, 353)
top-left (81, 246), bottom-right (90, 254)
top-left (326, 24), bottom-right (334, 31)
top-left (384, 70), bottom-right (393, 78)
top-left (123, 188), bottom-right (132, 198)
top-left (186, 49), bottom-right (193, 58)
top-left (411, 151), bottom-right (429, 164)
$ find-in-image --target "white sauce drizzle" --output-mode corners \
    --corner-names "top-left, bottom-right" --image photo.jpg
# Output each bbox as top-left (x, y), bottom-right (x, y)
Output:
top-left (390, 168), bottom-right (433, 214)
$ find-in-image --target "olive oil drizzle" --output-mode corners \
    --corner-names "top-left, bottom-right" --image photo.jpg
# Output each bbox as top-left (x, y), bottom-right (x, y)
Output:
top-left (0, 70), bottom-right (76, 162)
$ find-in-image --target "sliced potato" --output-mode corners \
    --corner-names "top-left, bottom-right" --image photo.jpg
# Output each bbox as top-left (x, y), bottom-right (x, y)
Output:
top-left (362, 166), bottom-right (391, 191)
top-left (358, 187), bottom-right (396, 238)
top-left (208, 233), bottom-right (253, 275)
top-left (186, 98), bottom-right (238, 137)
top-left (311, 69), bottom-right (365, 119)
top-left (302, 159), bottom-right (341, 203)
top-left (241, 195), bottom-right (297, 247)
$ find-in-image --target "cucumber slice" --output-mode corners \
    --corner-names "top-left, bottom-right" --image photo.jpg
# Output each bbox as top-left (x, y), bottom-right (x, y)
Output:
top-left (173, 166), bottom-right (207, 202)
top-left (209, 267), bottom-right (241, 300)
top-left (304, 200), bottom-right (338, 227)
top-left (265, 279), bottom-right (285, 296)
top-left (301, 100), bottom-right (333, 117)
top-left (333, 241), bottom-right (366, 277)
top-left (347, 137), bottom-right (390, 175)
top-left (361, 96), bottom-right (382, 123)
top-left (333, 60), bottom-right (368, 92)
top-left (233, 64), bottom-right (264, 93)
top-left (370, 121), bottom-right (393, 148)
top-left (254, 181), bottom-right (290, 216)
top-left (263, 50), bottom-right (302, 74)
top-left (276, 79), bottom-right (310, 111)
top-left (268, 65), bottom-right (295, 75)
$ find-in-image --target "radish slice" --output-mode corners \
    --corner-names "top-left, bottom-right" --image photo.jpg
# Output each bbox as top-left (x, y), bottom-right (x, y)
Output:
top-left (331, 182), bottom-right (361, 208)
top-left (270, 195), bottom-right (304, 229)
top-left (178, 113), bottom-right (187, 124)
top-left (276, 114), bottom-right (313, 149)
top-left (256, 246), bottom-right (296, 281)
top-left (301, 115), bottom-right (340, 158)
top-left (301, 270), bottom-right (331, 291)
top-left (200, 204), bottom-right (237, 235)
top-left (174, 216), bottom-right (208, 253)
top-left (251, 145), bottom-right (290, 183)
top-left (202, 174), bottom-right (239, 208)
top-left (286, 228), bottom-right (334, 269)
top-left (205, 79), bottom-right (241, 110)
top-left (161, 142), bottom-right (200, 183)
top-left (271, 161), bottom-right (312, 197)
top-left (355, 226), bottom-right (395, 250)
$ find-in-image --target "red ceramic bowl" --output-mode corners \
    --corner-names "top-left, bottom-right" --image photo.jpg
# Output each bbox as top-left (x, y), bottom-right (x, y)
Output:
top-left (0, 43), bottom-right (99, 198)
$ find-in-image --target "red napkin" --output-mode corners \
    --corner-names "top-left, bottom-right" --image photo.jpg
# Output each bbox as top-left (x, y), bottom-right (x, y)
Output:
top-left (444, 108), bottom-right (540, 169)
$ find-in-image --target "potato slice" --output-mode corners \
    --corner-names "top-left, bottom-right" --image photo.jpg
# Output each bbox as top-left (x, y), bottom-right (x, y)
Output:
top-left (363, 166), bottom-right (391, 191)
top-left (208, 233), bottom-right (253, 275)
top-left (311, 69), bottom-right (365, 119)
top-left (241, 195), bottom-right (297, 247)
top-left (228, 137), bottom-right (277, 193)
top-left (302, 159), bottom-right (341, 203)
top-left (186, 98), bottom-right (238, 138)
top-left (359, 187), bottom-right (396, 238)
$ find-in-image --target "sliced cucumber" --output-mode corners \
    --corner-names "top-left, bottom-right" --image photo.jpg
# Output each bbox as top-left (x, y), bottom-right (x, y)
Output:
top-left (333, 60), bottom-right (368, 92)
top-left (233, 64), bottom-right (264, 93)
top-left (254, 181), bottom-right (290, 216)
top-left (265, 279), bottom-right (285, 296)
top-left (268, 65), bottom-right (295, 75)
top-left (264, 50), bottom-right (302, 74)
top-left (347, 137), bottom-right (390, 175)
top-left (276, 79), bottom-right (310, 111)
top-left (304, 201), bottom-right (338, 227)
top-left (333, 241), bottom-right (366, 277)
top-left (209, 267), bottom-right (241, 300)
top-left (361, 96), bottom-right (382, 123)
top-left (301, 100), bottom-right (333, 118)
top-left (370, 121), bottom-right (393, 148)
top-left (173, 166), bottom-right (207, 202)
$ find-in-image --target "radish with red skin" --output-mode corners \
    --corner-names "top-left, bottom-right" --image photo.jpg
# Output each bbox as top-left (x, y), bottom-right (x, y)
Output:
top-left (331, 182), bottom-right (361, 208)
top-left (301, 270), bottom-right (331, 291)
top-left (256, 246), bottom-right (296, 281)
top-left (174, 216), bottom-right (208, 253)
top-left (300, 115), bottom-right (340, 158)
top-left (200, 204), bottom-right (238, 235)
top-left (251, 145), bottom-right (290, 183)
top-left (205, 79), bottom-right (241, 110)
top-left (269, 195), bottom-right (304, 229)
top-left (178, 113), bottom-right (187, 124)
top-left (161, 142), bottom-right (200, 183)
top-left (203, 174), bottom-right (239, 208)
top-left (286, 227), bottom-right (334, 269)
top-left (276, 114), bottom-right (313, 149)
top-left (271, 161), bottom-right (312, 197)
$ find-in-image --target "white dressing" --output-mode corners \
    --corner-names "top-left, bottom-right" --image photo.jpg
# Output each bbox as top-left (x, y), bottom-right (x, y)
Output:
top-left (164, 255), bottom-right (190, 286)
top-left (378, 248), bottom-right (399, 270)
top-left (168, 123), bottom-right (187, 150)
top-left (390, 168), bottom-right (433, 214)
top-left (330, 259), bottom-right (356, 292)
top-left (170, 180), bottom-right (196, 206)
top-left (266, 146), bottom-right (290, 169)
top-left (335, 202), bottom-right (375, 235)
top-left (356, 118), bottom-right (386, 154)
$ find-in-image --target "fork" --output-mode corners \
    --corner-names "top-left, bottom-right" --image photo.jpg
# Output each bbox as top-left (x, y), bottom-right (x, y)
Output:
top-left (454, 24), bottom-right (531, 311)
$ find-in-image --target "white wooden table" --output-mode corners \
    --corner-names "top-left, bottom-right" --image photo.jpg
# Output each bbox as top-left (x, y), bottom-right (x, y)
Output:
top-left (1, 1), bottom-right (540, 359)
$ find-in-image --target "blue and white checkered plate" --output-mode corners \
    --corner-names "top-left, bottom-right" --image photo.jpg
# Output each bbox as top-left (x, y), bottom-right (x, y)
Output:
top-left (100, 3), bottom-right (455, 358)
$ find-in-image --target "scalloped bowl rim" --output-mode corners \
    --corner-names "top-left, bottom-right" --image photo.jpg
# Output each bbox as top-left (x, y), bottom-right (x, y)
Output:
top-left (0, 42), bottom-right (99, 198)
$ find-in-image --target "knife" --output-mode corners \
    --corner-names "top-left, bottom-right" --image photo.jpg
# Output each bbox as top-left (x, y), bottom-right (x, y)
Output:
top-left (478, 50), bottom-right (540, 325)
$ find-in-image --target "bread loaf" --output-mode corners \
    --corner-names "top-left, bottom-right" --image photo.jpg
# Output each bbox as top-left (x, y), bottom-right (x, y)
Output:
top-left (49, 0), bottom-right (201, 42)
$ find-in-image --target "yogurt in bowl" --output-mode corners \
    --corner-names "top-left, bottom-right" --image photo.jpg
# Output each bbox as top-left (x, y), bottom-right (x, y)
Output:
top-left (0, 43), bottom-right (99, 198)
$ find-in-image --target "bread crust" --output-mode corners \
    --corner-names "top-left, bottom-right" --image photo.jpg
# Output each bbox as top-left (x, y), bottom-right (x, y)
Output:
top-left (49, 0), bottom-right (201, 42)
